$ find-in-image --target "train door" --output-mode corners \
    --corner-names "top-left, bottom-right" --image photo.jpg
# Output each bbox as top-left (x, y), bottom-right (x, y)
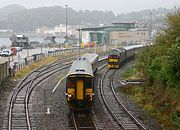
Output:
top-left (76, 80), bottom-right (84, 100)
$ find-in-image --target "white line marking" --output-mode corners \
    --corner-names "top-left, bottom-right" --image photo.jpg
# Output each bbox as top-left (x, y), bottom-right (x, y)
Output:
top-left (52, 75), bottom-right (67, 93)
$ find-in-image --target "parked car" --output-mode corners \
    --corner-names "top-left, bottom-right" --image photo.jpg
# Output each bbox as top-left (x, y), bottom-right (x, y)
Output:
top-left (0, 49), bottom-right (13, 57)
top-left (14, 47), bottom-right (22, 52)
top-left (11, 47), bottom-right (17, 56)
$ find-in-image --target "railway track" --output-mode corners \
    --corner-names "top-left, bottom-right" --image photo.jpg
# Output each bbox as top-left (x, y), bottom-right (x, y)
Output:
top-left (2, 48), bottom-right (100, 129)
top-left (6, 62), bottom-right (71, 130)
top-left (68, 111), bottom-right (98, 130)
top-left (99, 69), bottom-right (146, 130)
top-left (2, 51), bottom-right (109, 130)
top-left (3, 52), bottom-right (84, 130)
top-left (67, 59), bottom-right (107, 130)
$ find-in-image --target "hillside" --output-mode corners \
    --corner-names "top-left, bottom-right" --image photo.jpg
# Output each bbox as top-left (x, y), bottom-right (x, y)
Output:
top-left (0, 5), bottom-right (172, 32)
top-left (0, 4), bottom-right (26, 20)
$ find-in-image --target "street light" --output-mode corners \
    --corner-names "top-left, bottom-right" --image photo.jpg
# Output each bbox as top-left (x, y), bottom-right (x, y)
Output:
top-left (41, 43), bottom-right (43, 53)
top-left (77, 28), bottom-right (81, 58)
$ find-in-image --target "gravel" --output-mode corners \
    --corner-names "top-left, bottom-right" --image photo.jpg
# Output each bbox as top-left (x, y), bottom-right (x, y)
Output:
top-left (32, 68), bottom-right (70, 130)
top-left (0, 79), bottom-right (17, 130)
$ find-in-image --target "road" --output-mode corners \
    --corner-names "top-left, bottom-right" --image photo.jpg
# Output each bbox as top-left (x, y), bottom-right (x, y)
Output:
top-left (0, 47), bottom-right (52, 67)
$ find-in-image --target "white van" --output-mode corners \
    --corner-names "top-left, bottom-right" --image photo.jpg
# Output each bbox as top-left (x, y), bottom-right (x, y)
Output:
top-left (0, 49), bottom-right (13, 57)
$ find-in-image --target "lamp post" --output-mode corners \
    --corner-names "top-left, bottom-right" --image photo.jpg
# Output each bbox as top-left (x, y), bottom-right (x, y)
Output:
top-left (65, 4), bottom-right (68, 44)
top-left (78, 28), bottom-right (81, 58)
top-left (41, 43), bottom-right (43, 53)
top-left (27, 47), bottom-right (29, 57)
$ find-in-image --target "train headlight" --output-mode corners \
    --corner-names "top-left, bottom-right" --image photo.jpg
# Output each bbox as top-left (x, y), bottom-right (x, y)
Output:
top-left (86, 93), bottom-right (94, 98)
top-left (66, 93), bottom-right (74, 98)
top-left (68, 94), bottom-right (74, 98)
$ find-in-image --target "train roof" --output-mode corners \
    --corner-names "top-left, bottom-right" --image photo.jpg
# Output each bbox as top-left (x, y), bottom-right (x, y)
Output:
top-left (110, 48), bottom-right (125, 54)
top-left (67, 58), bottom-right (93, 77)
top-left (80, 53), bottom-right (98, 63)
top-left (123, 45), bottom-right (144, 50)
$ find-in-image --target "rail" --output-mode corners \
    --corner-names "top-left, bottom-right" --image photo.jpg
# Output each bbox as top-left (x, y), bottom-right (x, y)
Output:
top-left (99, 69), bottom-right (146, 130)
top-left (72, 111), bottom-right (98, 130)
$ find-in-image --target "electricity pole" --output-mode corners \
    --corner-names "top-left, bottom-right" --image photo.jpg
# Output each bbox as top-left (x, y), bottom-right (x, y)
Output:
top-left (78, 28), bottom-right (81, 58)
top-left (65, 5), bottom-right (68, 44)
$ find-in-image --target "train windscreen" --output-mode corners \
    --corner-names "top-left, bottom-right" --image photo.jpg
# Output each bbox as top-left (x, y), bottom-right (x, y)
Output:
top-left (68, 76), bottom-right (92, 88)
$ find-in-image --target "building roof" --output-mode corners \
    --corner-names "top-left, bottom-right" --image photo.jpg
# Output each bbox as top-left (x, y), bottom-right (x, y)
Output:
top-left (80, 22), bottom-right (135, 31)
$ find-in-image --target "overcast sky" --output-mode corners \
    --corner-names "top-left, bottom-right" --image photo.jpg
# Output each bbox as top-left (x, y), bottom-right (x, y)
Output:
top-left (0, 0), bottom-right (180, 14)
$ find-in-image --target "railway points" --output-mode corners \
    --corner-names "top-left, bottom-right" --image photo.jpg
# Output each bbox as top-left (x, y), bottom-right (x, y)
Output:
top-left (1, 45), bottom-right (161, 130)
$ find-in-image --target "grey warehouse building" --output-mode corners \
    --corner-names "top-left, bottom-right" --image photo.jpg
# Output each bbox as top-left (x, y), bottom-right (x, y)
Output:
top-left (80, 22), bottom-right (149, 46)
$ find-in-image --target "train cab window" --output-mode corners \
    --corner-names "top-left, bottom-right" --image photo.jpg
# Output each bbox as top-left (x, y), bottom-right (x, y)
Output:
top-left (84, 78), bottom-right (92, 88)
top-left (68, 78), bottom-right (75, 88)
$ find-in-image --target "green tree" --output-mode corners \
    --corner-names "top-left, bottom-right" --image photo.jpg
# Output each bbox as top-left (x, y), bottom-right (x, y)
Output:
top-left (135, 8), bottom-right (180, 89)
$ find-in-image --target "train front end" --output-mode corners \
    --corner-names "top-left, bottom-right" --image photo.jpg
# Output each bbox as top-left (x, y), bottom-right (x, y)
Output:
top-left (66, 74), bottom-right (94, 111)
top-left (66, 58), bottom-right (94, 111)
top-left (108, 54), bottom-right (120, 68)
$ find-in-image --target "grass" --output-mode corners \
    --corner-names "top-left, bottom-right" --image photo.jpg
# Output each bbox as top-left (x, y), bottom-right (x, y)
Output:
top-left (120, 67), bottom-right (180, 129)
top-left (122, 68), bottom-right (136, 79)
top-left (14, 56), bottom-right (58, 80)
top-left (13, 48), bottom-right (109, 80)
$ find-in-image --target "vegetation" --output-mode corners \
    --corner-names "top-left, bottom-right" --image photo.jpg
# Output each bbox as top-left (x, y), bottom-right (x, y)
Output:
top-left (14, 56), bottom-right (58, 79)
top-left (121, 8), bottom-right (180, 129)
top-left (122, 67), bottom-right (136, 79)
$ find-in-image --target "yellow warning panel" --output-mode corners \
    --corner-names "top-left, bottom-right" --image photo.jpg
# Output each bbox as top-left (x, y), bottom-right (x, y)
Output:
top-left (108, 59), bottom-right (118, 62)
top-left (85, 89), bottom-right (92, 93)
top-left (77, 80), bottom-right (83, 100)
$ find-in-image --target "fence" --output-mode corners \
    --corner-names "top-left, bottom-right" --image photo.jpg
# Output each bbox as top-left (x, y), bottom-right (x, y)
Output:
top-left (13, 46), bottom-right (112, 72)
top-left (0, 46), bottom-right (113, 88)
top-left (0, 61), bottom-right (9, 87)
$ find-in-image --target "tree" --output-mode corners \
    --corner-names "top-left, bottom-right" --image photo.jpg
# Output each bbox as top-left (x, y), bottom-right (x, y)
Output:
top-left (135, 8), bottom-right (180, 89)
